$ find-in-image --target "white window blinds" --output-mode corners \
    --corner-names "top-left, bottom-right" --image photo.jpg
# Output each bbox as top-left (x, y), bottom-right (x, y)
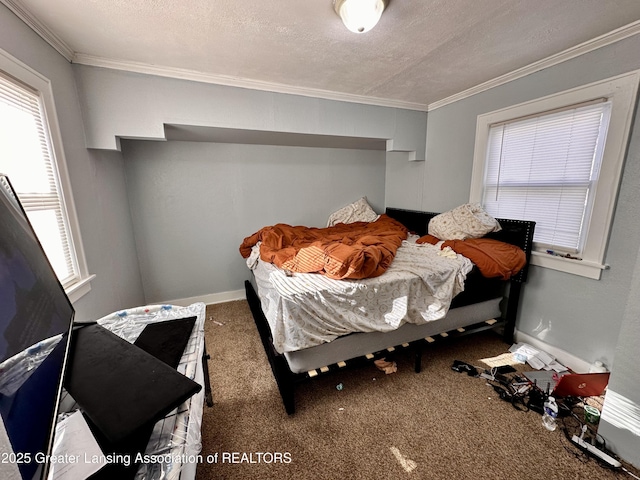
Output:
top-left (482, 101), bottom-right (612, 253)
top-left (0, 71), bottom-right (78, 286)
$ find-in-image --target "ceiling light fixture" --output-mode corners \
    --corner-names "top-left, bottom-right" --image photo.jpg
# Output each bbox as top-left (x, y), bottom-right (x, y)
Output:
top-left (333, 0), bottom-right (389, 34)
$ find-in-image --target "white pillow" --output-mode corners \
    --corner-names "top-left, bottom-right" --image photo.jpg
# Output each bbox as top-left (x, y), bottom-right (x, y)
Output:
top-left (327, 197), bottom-right (379, 227)
top-left (428, 203), bottom-right (501, 240)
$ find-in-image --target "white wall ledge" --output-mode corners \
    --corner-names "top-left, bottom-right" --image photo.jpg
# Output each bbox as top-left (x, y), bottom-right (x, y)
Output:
top-left (531, 251), bottom-right (606, 280)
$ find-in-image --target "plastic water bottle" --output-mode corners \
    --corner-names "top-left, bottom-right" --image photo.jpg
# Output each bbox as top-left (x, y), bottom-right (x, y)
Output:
top-left (542, 396), bottom-right (558, 431)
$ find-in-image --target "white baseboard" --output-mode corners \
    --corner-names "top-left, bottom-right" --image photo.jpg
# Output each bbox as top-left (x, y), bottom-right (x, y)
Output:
top-left (162, 289), bottom-right (246, 308)
top-left (514, 330), bottom-right (591, 373)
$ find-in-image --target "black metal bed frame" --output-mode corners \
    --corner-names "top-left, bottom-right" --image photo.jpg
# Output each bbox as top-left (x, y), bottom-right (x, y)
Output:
top-left (244, 208), bottom-right (535, 414)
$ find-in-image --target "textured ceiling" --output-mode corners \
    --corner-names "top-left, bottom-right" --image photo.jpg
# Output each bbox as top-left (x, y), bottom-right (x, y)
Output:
top-left (8, 0), bottom-right (640, 109)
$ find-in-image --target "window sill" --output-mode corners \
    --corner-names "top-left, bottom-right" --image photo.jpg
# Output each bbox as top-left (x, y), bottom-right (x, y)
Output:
top-left (65, 274), bottom-right (96, 304)
top-left (530, 251), bottom-right (606, 280)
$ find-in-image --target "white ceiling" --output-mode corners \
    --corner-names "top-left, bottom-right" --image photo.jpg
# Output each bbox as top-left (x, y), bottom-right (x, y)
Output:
top-left (5, 0), bottom-right (640, 110)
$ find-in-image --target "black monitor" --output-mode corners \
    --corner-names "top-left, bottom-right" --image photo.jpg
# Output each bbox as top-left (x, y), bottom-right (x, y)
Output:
top-left (0, 174), bottom-right (75, 480)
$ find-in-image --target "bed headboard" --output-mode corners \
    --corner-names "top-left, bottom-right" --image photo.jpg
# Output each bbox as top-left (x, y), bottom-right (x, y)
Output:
top-left (385, 207), bottom-right (536, 283)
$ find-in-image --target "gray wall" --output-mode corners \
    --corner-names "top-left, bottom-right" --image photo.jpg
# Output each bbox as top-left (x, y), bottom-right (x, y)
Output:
top-left (72, 64), bottom-right (427, 160)
top-left (385, 151), bottom-right (425, 210)
top-left (598, 236), bottom-right (640, 465)
top-left (71, 62), bottom-right (428, 304)
top-left (0, 4), bottom-right (145, 320)
top-left (120, 140), bottom-right (386, 302)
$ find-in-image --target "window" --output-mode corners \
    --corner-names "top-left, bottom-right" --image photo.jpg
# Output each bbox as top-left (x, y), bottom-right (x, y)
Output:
top-left (470, 71), bottom-right (639, 279)
top-left (482, 100), bottom-right (611, 253)
top-left (1, 49), bottom-right (93, 301)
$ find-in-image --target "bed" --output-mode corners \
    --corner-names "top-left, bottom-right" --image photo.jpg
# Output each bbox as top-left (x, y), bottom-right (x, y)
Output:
top-left (243, 207), bottom-right (535, 414)
top-left (56, 302), bottom-right (212, 480)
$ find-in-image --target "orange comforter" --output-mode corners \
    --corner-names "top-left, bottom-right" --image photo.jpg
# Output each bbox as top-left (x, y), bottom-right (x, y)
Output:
top-left (416, 235), bottom-right (526, 280)
top-left (239, 215), bottom-right (409, 280)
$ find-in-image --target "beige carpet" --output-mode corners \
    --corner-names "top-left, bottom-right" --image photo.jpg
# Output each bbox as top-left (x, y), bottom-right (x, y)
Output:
top-left (196, 300), bottom-right (637, 480)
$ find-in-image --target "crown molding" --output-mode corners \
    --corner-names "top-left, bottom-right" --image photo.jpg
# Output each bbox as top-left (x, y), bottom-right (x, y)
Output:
top-left (427, 19), bottom-right (640, 111)
top-left (1, 0), bottom-right (74, 61)
top-left (5, 0), bottom-right (639, 113)
top-left (71, 53), bottom-right (429, 112)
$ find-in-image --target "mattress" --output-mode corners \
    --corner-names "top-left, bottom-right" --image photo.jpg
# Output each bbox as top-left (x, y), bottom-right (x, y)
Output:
top-left (249, 270), bottom-right (502, 374)
top-left (249, 238), bottom-right (474, 354)
top-left (99, 303), bottom-right (206, 480)
top-left (57, 303), bottom-right (206, 480)
top-left (284, 298), bottom-right (502, 373)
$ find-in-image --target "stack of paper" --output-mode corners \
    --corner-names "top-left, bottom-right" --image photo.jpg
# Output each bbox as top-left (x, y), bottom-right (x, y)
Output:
top-left (508, 342), bottom-right (568, 372)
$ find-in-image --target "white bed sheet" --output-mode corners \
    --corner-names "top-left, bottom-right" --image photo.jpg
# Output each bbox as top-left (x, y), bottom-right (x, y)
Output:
top-left (250, 240), bottom-right (473, 354)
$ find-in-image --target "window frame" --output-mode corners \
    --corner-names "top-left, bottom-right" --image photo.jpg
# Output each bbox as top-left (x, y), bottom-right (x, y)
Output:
top-left (1, 48), bottom-right (94, 302)
top-left (470, 71), bottom-right (640, 279)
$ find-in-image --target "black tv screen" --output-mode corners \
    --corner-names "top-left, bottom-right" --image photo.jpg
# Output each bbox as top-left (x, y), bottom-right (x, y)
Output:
top-left (0, 175), bottom-right (75, 480)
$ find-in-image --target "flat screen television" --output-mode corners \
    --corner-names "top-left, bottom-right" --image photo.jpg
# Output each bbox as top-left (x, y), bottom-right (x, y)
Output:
top-left (0, 174), bottom-right (75, 480)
